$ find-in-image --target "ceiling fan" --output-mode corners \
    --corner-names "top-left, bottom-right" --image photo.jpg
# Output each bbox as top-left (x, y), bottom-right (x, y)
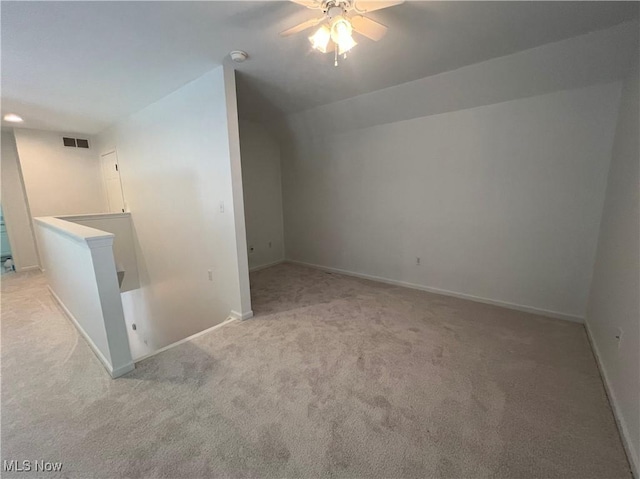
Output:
top-left (280, 0), bottom-right (404, 65)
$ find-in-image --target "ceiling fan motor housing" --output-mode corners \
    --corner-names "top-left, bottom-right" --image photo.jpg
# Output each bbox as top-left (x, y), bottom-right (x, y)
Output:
top-left (323, 0), bottom-right (351, 15)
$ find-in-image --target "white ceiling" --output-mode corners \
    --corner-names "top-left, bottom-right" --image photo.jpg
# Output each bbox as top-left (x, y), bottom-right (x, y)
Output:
top-left (2, 1), bottom-right (638, 134)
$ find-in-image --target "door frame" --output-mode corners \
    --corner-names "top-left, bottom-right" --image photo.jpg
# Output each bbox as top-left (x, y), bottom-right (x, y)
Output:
top-left (100, 149), bottom-right (127, 213)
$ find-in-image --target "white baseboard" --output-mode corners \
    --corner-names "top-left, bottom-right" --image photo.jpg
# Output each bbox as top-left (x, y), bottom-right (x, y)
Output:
top-left (231, 310), bottom-right (254, 320)
top-left (18, 265), bottom-right (41, 272)
top-left (47, 286), bottom-right (133, 378)
top-left (249, 259), bottom-right (284, 272)
top-left (110, 361), bottom-right (135, 378)
top-left (134, 316), bottom-right (239, 363)
top-left (286, 260), bottom-right (584, 323)
top-left (585, 322), bottom-right (638, 478)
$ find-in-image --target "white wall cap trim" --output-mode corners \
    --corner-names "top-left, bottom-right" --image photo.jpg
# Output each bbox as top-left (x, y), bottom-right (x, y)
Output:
top-left (34, 216), bottom-right (114, 248)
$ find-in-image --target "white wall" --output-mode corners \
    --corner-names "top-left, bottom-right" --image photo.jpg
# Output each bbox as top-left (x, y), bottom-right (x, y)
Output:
top-left (62, 213), bottom-right (139, 293)
top-left (586, 64), bottom-right (639, 476)
top-left (95, 66), bottom-right (251, 356)
top-left (281, 80), bottom-right (623, 321)
top-left (277, 24), bottom-right (639, 321)
top-left (13, 128), bottom-right (106, 218)
top-left (239, 120), bottom-right (285, 270)
top-left (0, 130), bottom-right (39, 270)
top-left (35, 216), bottom-right (133, 378)
top-left (224, 66), bottom-right (252, 318)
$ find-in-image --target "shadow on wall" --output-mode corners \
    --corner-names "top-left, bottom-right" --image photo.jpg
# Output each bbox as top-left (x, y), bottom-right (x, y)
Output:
top-left (117, 167), bottom-right (237, 360)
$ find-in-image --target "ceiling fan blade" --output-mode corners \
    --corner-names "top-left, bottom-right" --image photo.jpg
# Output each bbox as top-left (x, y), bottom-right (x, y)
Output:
top-left (350, 15), bottom-right (388, 41)
top-left (353, 0), bottom-right (404, 13)
top-left (280, 16), bottom-right (324, 37)
top-left (291, 0), bottom-right (324, 9)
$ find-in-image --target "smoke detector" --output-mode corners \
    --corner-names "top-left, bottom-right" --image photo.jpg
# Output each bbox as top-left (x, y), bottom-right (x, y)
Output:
top-left (229, 51), bottom-right (248, 63)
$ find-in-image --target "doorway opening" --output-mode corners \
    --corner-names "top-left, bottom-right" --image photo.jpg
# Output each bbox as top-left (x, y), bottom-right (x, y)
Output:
top-left (101, 150), bottom-right (126, 213)
top-left (0, 205), bottom-right (15, 273)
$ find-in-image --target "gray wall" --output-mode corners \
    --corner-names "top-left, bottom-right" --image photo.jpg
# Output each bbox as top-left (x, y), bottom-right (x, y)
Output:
top-left (239, 120), bottom-right (285, 270)
top-left (281, 82), bottom-right (621, 320)
top-left (586, 64), bottom-right (640, 476)
top-left (95, 66), bottom-right (251, 357)
top-left (277, 25), bottom-right (638, 321)
top-left (13, 128), bottom-right (106, 218)
top-left (0, 130), bottom-right (39, 270)
top-left (279, 22), bottom-right (637, 140)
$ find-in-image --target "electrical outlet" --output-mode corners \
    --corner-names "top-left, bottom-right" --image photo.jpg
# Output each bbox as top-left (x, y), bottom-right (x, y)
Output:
top-left (416, 257), bottom-right (421, 266)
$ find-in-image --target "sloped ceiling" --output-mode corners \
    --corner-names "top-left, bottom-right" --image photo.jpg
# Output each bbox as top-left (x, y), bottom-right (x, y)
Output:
top-left (2, 1), bottom-right (638, 134)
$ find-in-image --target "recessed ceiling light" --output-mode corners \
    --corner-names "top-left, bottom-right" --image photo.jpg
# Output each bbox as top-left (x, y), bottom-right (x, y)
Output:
top-left (3, 113), bottom-right (23, 123)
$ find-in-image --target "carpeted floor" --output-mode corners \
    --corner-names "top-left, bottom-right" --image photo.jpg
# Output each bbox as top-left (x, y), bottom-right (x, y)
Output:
top-left (1, 263), bottom-right (631, 478)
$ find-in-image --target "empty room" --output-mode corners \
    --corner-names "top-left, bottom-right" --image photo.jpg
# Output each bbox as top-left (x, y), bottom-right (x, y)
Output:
top-left (1, 1), bottom-right (638, 478)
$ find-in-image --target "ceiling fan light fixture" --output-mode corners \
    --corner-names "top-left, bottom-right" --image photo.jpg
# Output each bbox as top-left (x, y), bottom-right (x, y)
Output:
top-left (284, 0), bottom-right (401, 63)
top-left (330, 16), bottom-right (352, 44)
top-left (338, 35), bottom-right (357, 55)
top-left (309, 25), bottom-right (331, 52)
top-left (330, 16), bottom-right (357, 54)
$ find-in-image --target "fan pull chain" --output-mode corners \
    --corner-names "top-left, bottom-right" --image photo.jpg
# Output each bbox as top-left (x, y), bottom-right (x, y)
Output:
top-left (334, 48), bottom-right (338, 67)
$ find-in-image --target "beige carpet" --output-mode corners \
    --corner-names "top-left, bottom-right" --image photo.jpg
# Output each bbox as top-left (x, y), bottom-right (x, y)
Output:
top-left (1, 263), bottom-right (631, 478)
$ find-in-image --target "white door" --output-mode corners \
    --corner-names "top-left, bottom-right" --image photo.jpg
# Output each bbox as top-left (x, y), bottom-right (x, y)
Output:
top-left (101, 151), bottom-right (126, 213)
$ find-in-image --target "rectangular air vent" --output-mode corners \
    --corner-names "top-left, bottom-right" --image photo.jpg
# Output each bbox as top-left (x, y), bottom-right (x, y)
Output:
top-left (62, 137), bottom-right (90, 149)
